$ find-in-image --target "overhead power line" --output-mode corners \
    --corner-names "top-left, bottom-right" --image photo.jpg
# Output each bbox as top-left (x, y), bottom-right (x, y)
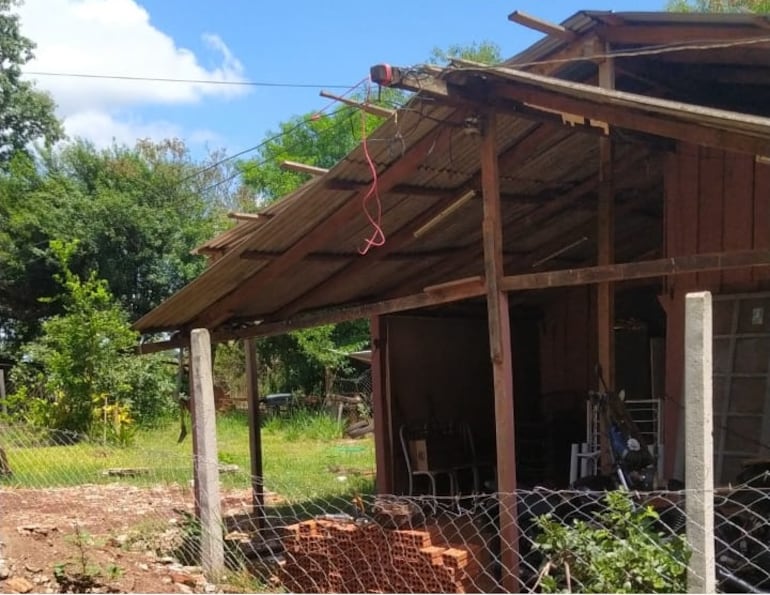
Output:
top-left (24, 71), bottom-right (354, 89)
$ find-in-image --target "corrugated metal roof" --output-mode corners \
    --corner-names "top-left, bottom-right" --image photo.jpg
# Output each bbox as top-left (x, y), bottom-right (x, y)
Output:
top-left (133, 10), bottom-right (770, 337)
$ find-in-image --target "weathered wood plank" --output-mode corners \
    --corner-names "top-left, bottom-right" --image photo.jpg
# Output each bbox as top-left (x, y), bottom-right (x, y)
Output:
top-left (508, 10), bottom-right (577, 40)
top-left (697, 147), bottom-right (724, 288)
top-left (679, 144), bottom-right (701, 290)
top-left (753, 160), bottom-right (770, 283)
top-left (723, 151), bottom-right (755, 288)
top-left (480, 110), bottom-right (520, 592)
top-left (501, 249), bottom-right (770, 292)
top-left (370, 316), bottom-right (393, 494)
top-left (244, 338), bottom-right (264, 524)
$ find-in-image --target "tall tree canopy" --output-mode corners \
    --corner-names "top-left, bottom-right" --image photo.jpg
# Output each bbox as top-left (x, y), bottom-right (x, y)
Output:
top-left (666, 0), bottom-right (770, 11)
top-left (0, 0), bottom-right (62, 165)
top-left (0, 139), bottom-right (248, 352)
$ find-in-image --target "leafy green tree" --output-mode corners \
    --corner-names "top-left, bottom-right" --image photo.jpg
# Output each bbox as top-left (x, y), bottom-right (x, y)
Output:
top-left (0, 0), bottom-right (63, 164)
top-left (0, 139), bottom-right (244, 352)
top-left (666, 0), bottom-right (770, 11)
top-left (429, 41), bottom-right (502, 66)
top-left (8, 240), bottom-right (175, 437)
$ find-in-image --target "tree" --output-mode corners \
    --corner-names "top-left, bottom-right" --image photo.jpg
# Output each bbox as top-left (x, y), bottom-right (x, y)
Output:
top-left (0, 0), bottom-right (63, 165)
top-left (666, 0), bottom-right (770, 11)
top-left (0, 139), bottom-right (243, 352)
top-left (429, 41), bottom-right (502, 66)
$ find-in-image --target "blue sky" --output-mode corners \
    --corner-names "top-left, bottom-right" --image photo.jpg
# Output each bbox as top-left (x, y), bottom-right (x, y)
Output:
top-left (20, 0), bottom-right (663, 160)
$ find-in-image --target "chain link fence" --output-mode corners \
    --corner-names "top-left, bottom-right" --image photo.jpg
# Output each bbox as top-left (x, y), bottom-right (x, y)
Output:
top-left (1, 422), bottom-right (769, 593)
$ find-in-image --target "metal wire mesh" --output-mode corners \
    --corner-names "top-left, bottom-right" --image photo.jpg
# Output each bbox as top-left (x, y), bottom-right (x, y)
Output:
top-left (1, 422), bottom-right (769, 593)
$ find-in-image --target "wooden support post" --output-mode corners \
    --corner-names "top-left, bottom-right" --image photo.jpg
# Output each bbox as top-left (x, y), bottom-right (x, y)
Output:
top-left (0, 369), bottom-right (10, 474)
top-left (371, 316), bottom-right (393, 494)
top-left (0, 368), bottom-right (6, 416)
top-left (597, 53), bottom-right (615, 472)
top-left (189, 329), bottom-right (225, 579)
top-left (244, 338), bottom-right (264, 527)
top-left (480, 110), bottom-right (520, 591)
top-left (684, 292), bottom-right (716, 594)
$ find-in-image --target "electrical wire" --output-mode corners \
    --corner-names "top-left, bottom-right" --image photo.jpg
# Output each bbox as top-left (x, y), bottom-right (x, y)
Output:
top-left (357, 82), bottom-right (386, 255)
top-left (177, 78), bottom-right (370, 187)
top-left (24, 71), bottom-right (354, 89)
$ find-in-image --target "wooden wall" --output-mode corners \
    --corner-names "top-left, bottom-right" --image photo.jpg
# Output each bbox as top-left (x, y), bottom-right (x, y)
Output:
top-left (385, 315), bottom-right (494, 493)
top-left (662, 142), bottom-right (770, 479)
top-left (383, 312), bottom-right (542, 493)
top-left (539, 286), bottom-right (597, 396)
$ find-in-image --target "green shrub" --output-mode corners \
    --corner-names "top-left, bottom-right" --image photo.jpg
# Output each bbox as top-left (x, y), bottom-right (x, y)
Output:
top-left (534, 490), bottom-right (690, 593)
top-left (7, 240), bottom-right (175, 439)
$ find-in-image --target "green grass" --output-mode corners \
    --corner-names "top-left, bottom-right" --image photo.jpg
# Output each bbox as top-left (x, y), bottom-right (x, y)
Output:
top-left (1, 411), bottom-right (375, 502)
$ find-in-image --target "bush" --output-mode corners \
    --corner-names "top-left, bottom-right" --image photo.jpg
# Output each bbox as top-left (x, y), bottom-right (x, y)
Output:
top-left (7, 240), bottom-right (175, 440)
top-left (534, 490), bottom-right (690, 593)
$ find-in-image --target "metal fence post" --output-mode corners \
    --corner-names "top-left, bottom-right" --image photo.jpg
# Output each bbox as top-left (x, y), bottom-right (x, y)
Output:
top-left (684, 291), bottom-right (715, 593)
top-left (190, 328), bottom-right (225, 579)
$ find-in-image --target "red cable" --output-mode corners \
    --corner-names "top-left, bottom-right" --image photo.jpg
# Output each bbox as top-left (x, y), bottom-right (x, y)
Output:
top-left (358, 81), bottom-right (386, 255)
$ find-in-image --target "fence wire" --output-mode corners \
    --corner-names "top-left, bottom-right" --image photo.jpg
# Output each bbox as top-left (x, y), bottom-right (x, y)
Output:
top-left (1, 423), bottom-right (769, 594)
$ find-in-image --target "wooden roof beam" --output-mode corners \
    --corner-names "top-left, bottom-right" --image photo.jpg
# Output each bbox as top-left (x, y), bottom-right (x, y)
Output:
top-left (188, 108), bottom-right (471, 330)
top-left (280, 161), bottom-right (329, 176)
top-left (227, 212), bottom-right (272, 221)
top-left (494, 82), bottom-right (770, 156)
top-left (501, 249), bottom-right (770, 291)
top-left (595, 24), bottom-right (770, 45)
top-left (240, 247), bottom-right (465, 262)
top-left (319, 90), bottom-right (395, 119)
top-left (137, 248), bottom-right (768, 352)
top-left (508, 10), bottom-right (578, 41)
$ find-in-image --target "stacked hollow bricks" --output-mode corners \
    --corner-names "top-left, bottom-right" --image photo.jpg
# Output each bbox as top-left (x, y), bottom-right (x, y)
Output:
top-left (281, 519), bottom-right (483, 593)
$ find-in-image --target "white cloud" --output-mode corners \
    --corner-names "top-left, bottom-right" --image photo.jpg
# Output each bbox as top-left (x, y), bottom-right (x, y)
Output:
top-left (16, 0), bottom-right (247, 147)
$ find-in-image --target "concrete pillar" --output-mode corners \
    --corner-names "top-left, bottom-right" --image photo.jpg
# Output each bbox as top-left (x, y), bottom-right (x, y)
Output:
top-left (190, 328), bottom-right (225, 578)
top-left (684, 291), bottom-right (715, 594)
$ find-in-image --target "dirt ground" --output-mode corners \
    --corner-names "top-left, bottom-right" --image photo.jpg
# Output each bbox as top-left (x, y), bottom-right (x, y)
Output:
top-left (0, 484), bottom-right (263, 594)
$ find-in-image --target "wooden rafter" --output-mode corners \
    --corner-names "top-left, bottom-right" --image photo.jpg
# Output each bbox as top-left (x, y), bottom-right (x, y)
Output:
top-left (280, 161), bottom-right (329, 176)
top-left (319, 90), bottom-right (395, 119)
top-left (508, 10), bottom-right (577, 41)
top-left (239, 247), bottom-right (465, 262)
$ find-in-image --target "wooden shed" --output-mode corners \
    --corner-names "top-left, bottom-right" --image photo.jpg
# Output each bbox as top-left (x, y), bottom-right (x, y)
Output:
top-left (136, 12), bottom-right (770, 576)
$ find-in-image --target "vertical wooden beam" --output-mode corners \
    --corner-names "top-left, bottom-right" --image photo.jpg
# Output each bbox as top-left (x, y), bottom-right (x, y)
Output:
top-left (244, 338), bottom-right (264, 527)
top-left (186, 346), bottom-right (202, 520)
top-left (371, 316), bottom-right (393, 494)
top-left (0, 368), bottom-right (6, 416)
top-left (597, 53), bottom-right (615, 472)
top-left (480, 110), bottom-right (520, 592)
top-left (189, 328), bottom-right (225, 578)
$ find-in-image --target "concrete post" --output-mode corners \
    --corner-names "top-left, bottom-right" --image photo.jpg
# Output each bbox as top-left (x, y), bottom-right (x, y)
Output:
top-left (684, 291), bottom-right (715, 594)
top-left (190, 328), bottom-right (225, 579)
